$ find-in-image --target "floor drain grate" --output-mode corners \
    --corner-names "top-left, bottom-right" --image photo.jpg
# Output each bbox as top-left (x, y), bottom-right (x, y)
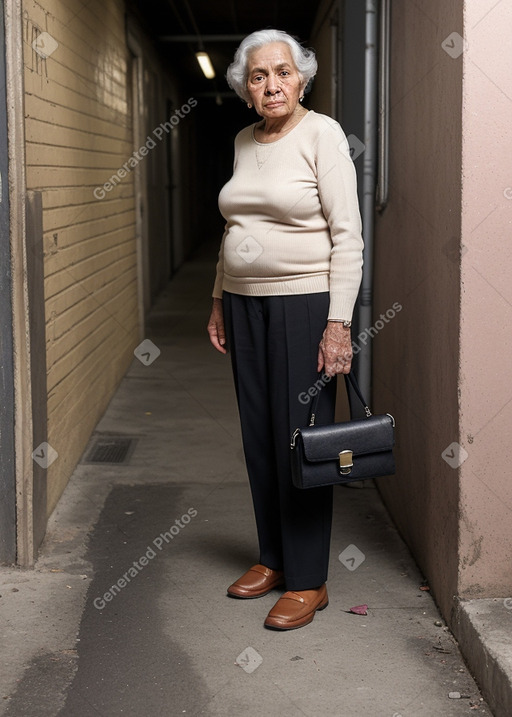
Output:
top-left (84, 436), bottom-right (136, 464)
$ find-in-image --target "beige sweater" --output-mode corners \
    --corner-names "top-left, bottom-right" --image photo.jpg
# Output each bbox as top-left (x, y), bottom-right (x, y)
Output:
top-left (212, 110), bottom-right (364, 320)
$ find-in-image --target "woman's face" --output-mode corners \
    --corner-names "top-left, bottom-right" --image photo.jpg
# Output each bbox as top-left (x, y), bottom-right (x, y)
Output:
top-left (246, 42), bottom-right (304, 120)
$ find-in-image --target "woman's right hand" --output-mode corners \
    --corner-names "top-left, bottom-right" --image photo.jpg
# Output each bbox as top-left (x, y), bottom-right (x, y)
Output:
top-left (207, 298), bottom-right (227, 354)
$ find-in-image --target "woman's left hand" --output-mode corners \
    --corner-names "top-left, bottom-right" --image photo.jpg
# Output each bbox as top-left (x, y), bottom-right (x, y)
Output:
top-left (317, 322), bottom-right (353, 376)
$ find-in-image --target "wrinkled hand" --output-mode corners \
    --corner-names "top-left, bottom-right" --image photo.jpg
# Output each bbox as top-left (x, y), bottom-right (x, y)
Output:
top-left (317, 322), bottom-right (353, 376)
top-left (207, 298), bottom-right (227, 354)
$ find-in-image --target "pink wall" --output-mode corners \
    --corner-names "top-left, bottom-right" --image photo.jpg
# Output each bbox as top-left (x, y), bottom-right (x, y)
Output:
top-left (373, 0), bottom-right (512, 620)
top-left (458, 0), bottom-right (512, 597)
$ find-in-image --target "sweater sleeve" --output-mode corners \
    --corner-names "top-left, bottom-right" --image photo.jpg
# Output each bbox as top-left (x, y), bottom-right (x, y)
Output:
top-left (316, 118), bottom-right (364, 320)
top-left (212, 227), bottom-right (227, 299)
top-left (212, 133), bottom-right (242, 299)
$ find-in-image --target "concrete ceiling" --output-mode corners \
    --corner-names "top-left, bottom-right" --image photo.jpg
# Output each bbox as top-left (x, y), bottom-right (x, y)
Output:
top-left (129, 0), bottom-right (320, 98)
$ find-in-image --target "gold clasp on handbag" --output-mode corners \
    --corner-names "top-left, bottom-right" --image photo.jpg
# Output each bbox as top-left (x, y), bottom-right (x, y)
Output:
top-left (339, 450), bottom-right (353, 475)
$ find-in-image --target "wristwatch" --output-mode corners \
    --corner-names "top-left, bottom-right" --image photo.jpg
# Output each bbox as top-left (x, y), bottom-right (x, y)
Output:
top-left (329, 319), bottom-right (352, 328)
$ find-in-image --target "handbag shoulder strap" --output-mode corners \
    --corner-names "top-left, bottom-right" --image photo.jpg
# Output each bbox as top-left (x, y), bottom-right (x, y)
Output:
top-left (309, 370), bottom-right (372, 426)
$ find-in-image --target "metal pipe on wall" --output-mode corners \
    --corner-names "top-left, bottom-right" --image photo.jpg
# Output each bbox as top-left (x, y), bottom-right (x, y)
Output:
top-left (357, 0), bottom-right (379, 400)
top-left (376, 0), bottom-right (390, 212)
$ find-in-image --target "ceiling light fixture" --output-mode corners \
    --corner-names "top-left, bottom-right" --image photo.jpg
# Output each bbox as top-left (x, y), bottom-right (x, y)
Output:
top-left (196, 51), bottom-right (215, 79)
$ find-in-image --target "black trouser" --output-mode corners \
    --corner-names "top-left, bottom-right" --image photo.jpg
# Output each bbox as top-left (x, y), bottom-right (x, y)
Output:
top-left (223, 291), bottom-right (337, 591)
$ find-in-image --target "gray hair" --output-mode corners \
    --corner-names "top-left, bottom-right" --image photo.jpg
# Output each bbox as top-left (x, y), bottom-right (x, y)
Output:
top-left (226, 29), bottom-right (318, 103)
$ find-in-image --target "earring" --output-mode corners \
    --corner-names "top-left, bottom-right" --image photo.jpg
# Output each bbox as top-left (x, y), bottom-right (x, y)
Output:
top-left (247, 102), bottom-right (252, 108)
top-left (299, 96), bottom-right (304, 103)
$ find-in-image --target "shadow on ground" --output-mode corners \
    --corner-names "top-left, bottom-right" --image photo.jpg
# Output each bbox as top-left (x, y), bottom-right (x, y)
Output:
top-left (5, 485), bottom-right (210, 717)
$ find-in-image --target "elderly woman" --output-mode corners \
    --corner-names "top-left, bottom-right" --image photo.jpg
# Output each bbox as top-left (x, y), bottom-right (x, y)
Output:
top-left (207, 29), bottom-right (364, 630)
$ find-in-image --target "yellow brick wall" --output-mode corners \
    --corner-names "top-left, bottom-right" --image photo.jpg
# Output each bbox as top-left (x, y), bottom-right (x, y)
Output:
top-left (22, 0), bottom-right (139, 515)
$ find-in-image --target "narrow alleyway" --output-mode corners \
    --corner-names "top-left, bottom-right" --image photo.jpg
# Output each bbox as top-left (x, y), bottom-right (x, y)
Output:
top-left (0, 245), bottom-right (492, 717)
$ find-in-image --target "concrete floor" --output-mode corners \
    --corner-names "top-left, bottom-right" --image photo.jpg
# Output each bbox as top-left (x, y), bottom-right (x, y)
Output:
top-left (0, 246), bottom-right (493, 716)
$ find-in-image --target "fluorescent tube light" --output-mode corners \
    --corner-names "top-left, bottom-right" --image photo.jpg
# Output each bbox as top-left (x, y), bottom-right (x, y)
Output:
top-left (196, 51), bottom-right (215, 79)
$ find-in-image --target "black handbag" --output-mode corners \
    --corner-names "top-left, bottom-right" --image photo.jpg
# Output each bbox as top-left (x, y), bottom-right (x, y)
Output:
top-left (290, 371), bottom-right (396, 488)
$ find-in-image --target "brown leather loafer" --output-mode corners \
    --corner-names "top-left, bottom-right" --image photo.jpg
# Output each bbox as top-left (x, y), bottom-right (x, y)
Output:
top-left (264, 584), bottom-right (328, 630)
top-left (227, 564), bottom-right (285, 599)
